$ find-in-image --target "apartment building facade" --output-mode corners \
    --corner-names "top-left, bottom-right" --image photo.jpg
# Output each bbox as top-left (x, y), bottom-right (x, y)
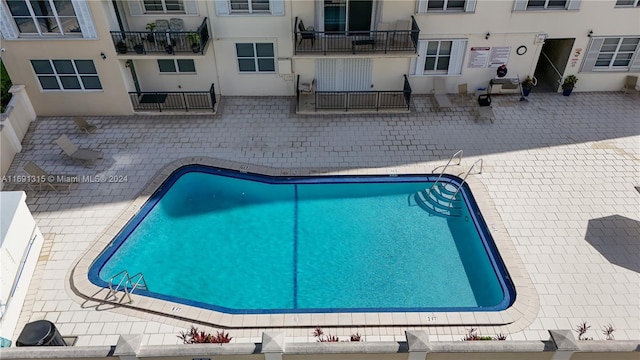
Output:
top-left (0, 0), bottom-right (638, 116)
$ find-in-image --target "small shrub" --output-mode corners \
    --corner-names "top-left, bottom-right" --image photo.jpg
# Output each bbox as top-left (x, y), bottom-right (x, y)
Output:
top-left (602, 324), bottom-right (615, 340)
top-left (178, 326), bottom-right (232, 344)
top-left (462, 328), bottom-right (506, 341)
top-left (575, 321), bottom-right (593, 341)
top-left (313, 327), bottom-right (339, 342)
top-left (350, 333), bottom-right (361, 342)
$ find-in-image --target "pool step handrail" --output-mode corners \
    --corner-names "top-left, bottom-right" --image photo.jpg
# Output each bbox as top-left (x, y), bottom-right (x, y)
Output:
top-left (428, 150), bottom-right (463, 198)
top-left (449, 159), bottom-right (483, 205)
top-left (107, 270), bottom-right (148, 304)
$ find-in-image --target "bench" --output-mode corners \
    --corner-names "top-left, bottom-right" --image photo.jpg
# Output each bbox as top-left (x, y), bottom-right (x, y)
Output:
top-left (352, 39), bottom-right (375, 53)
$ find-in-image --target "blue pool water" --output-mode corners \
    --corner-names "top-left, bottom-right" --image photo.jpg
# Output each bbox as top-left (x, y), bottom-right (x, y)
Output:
top-left (90, 166), bottom-right (514, 313)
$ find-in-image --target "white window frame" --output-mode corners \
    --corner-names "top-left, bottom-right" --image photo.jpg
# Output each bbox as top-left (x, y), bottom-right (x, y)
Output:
top-left (157, 59), bottom-right (196, 73)
top-left (5, 0), bottom-right (82, 36)
top-left (427, 0), bottom-right (466, 11)
top-left (31, 59), bottom-right (102, 92)
top-left (229, 0), bottom-right (270, 13)
top-left (411, 39), bottom-right (467, 76)
top-left (142, 0), bottom-right (185, 13)
top-left (416, 0), bottom-right (476, 13)
top-left (214, 0), bottom-right (284, 16)
top-left (526, 0), bottom-right (568, 9)
top-left (236, 43), bottom-right (276, 73)
top-left (594, 37), bottom-right (640, 70)
top-left (615, 0), bottom-right (640, 7)
top-left (512, 0), bottom-right (581, 11)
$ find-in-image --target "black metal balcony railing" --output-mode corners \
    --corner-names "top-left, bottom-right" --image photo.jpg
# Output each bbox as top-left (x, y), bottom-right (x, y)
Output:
top-left (294, 16), bottom-right (419, 55)
top-left (111, 18), bottom-right (209, 55)
top-left (129, 83), bottom-right (216, 112)
top-left (297, 75), bottom-right (411, 112)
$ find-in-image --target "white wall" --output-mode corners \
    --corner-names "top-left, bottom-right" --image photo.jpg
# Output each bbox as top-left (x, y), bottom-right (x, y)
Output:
top-left (0, 85), bottom-right (36, 186)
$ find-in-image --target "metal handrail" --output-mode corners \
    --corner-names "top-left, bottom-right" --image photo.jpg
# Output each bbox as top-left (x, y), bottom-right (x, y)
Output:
top-left (107, 270), bottom-right (148, 303)
top-left (450, 159), bottom-right (483, 203)
top-left (540, 51), bottom-right (564, 86)
top-left (427, 150), bottom-right (463, 197)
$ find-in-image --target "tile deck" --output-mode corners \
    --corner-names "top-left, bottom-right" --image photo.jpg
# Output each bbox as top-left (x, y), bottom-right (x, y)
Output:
top-left (2, 92), bottom-right (639, 346)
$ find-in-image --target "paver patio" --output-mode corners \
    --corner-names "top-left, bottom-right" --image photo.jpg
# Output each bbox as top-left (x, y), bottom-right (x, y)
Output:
top-left (3, 92), bottom-right (639, 346)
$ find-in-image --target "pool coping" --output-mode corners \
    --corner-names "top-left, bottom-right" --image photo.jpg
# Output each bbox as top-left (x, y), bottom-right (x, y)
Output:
top-left (68, 157), bottom-right (539, 332)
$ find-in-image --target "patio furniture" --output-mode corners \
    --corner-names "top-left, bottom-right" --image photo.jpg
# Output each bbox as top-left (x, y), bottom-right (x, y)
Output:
top-left (23, 161), bottom-right (76, 191)
top-left (391, 20), bottom-right (411, 47)
top-left (298, 20), bottom-right (315, 46)
top-left (458, 83), bottom-right (470, 101)
top-left (169, 18), bottom-right (184, 31)
top-left (433, 77), bottom-right (453, 111)
top-left (155, 19), bottom-right (169, 32)
top-left (298, 78), bottom-right (315, 93)
top-left (54, 135), bottom-right (103, 163)
top-left (623, 75), bottom-right (639, 95)
top-left (73, 116), bottom-right (97, 134)
top-left (476, 94), bottom-right (495, 123)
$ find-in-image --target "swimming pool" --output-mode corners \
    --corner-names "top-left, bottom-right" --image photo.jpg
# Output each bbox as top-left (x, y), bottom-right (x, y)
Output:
top-left (89, 165), bottom-right (514, 314)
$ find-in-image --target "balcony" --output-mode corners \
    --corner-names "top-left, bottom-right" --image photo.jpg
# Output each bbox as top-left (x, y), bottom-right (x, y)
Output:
top-left (294, 17), bottom-right (419, 55)
top-left (297, 75), bottom-right (412, 113)
top-left (111, 18), bottom-right (209, 55)
top-left (129, 84), bottom-right (217, 113)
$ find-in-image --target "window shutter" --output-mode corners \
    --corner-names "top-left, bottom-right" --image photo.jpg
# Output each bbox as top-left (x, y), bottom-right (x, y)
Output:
top-left (411, 40), bottom-right (427, 75)
top-left (314, 0), bottom-right (324, 32)
top-left (566, 0), bottom-right (581, 10)
top-left (512, 0), bottom-right (528, 11)
top-left (465, 0), bottom-right (477, 12)
top-left (215, 0), bottom-right (230, 15)
top-left (580, 38), bottom-right (603, 72)
top-left (128, 0), bottom-right (143, 15)
top-left (0, 0), bottom-right (18, 39)
top-left (629, 46), bottom-right (640, 72)
top-left (71, 0), bottom-right (97, 39)
top-left (184, 0), bottom-right (199, 15)
top-left (270, 0), bottom-right (285, 15)
top-left (448, 39), bottom-right (467, 75)
top-left (416, 0), bottom-right (428, 13)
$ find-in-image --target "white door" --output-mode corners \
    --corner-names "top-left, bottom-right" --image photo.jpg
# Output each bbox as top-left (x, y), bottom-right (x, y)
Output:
top-left (316, 58), bottom-right (372, 91)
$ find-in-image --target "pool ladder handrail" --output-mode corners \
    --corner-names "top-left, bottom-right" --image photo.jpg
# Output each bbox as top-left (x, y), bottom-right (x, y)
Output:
top-left (427, 150), bottom-right (463, 198)
top-left (449, 158), bottom-right (483, 206)
top-left (107, 270), bottom-right (148, 304)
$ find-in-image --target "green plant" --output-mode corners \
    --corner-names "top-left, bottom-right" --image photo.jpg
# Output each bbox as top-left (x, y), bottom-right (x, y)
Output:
top-left (522, 76), bottom-right (535, 89)
top-left (145, 22), bottom-right (156, 31)
top-left (575, 321), bottom-right (593, 340)
top-left (462, 328), bottom-right (506, 341)
top-left (562, 75), bottom-right (578, 90)
top-left (1, 60), bottom-right (12, 113)
top-left (602, 324), bottom-right (615, 340)
top-left (177, 326), bottom-right (232, 344)
top-left (187, 32), bottom-right (201, 46)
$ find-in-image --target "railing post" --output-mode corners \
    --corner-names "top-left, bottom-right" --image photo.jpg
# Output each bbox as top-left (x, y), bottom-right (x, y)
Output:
top-left (156, 93), bottom-right (162, 112)
top-left (182, 93), bottom-right (187, 112)
top-left (376, 92), bottom-right (380, 111)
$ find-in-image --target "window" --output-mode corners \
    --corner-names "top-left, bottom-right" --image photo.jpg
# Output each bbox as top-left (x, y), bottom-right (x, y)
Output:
top-left (416, 0), bottom-right (475, 13)
top-left (230, 0), bottom-right (269, 13)
top-left (31, 60), bottom-right (101, 91)
top-left (411, 39), bottom-right (467, 76)
top-left (7, 0), bottom-right (81, 36)
top-left (595, 38), bottom-right (639, 69)
top-left (143, 0), bottom-right (184, 13)
top-left (512, 0), bottom-right (581, 10)
top-left (157, 59), bottom-right (196, 73)
top-left (615, 0), bottom-right (639, 6)
top-left (236, 43), bottom-right (275, 73)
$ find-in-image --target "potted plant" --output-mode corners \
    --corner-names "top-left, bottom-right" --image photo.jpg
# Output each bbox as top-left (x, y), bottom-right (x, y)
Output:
top-left (561, 75), bottom-right (578, 96)
top-left (521, 76), bottom-right (535, 96)
top-left (162, 40), bottom-right (175, 54)
top-left (145, 22), bottom-right (156, 42)
top-left (188, 32), bottom-right (201, 53)
top-left (116, 39), bottom-right (128, 54)
top-left (133, 42), bottom-right (145, 54)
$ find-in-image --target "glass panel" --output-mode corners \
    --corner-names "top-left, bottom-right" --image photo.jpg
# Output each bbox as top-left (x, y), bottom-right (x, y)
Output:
top-left (53, 59), bottom-right (75, 73)
top-left (424, 57), bottom-right (436, 71)
top-left (230, 0), bottom-right (249, 11)
top-left (612, 53), bottom-right (633, 66)
top-left (53, 0), bottom-right (75, 16)
top-left (255, 43), bottom-right (273, 57)
top-left (7, 0), bottom-right (31, 16)
top-left (31, 60), bottom-right (54, 74)
top-left (257, 59), bottom-right (275, 72)
top-left (547, 0), bottom-right (567, 7)
top-left (436, 56), bottom-right (450, 70)
top-left (595, 54), bottom-right (613, 67)
top-left (324, 0), bottom-right (346, 32)
top-left (74, 60), bottom-right (96, 74)
top-left (448, 0), bottom-right (466, 9)
top-left (38, 76), bottom-right (60, 89)
top-left (143, 0), bottom-right (164, 11)
top-left (615, 0), bottom-right (635, 5)
top-left (427, 0), bottom-right (445, 9)
top-left (80, 76), bottom-right (102, 89)
top-left (600, 38), bottom-right (620, 52)
top-left (236, 43), bottom-right (255, 57)
top-left (527, 0), bottom-right (546, 7)
top-left (177, 59), bottom-right (195, 72)
top-left (426, 42), bottom-right (439, 55)
top-left (238, 59), bottom-right (256, 72)
top-left (165, 0), bottom-right (184, 11)
top-left (59, 17), bottom-right (80, 33)
top-left (60, 76), bottom-right (81, 89)
top-left (158, 59), bottom-right (176, 72)
top-left (15, 18), bottom-right (38, 33)
top-left (30, 0), bottom-right (54, 16)
top-left (619, 38), bottom-right (640, 51)
top-left (36, 17), bottom-right (60, 34)
top-left (439, 41), bottom-right (452, 55)
top-left (252, 0), bottom-right (270, 11)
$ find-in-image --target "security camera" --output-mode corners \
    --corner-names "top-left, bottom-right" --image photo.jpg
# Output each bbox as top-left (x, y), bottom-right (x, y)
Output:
top-left (0, 48), bottom-right (5, 53)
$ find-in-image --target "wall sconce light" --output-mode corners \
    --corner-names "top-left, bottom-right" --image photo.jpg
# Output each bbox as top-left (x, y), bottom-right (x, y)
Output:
top-left (485, 32), bottom-right (491, 40)
top-left (587, 30), bottom-right (593, 37)
top-left (100, 52), bottom-right (107, 60)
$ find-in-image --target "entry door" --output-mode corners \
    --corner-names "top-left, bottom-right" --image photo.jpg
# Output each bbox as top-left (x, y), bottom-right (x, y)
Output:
top-left (323, 0), bottom-right (373, 33)
top-left (316, 58), bottom-right (372, 91)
